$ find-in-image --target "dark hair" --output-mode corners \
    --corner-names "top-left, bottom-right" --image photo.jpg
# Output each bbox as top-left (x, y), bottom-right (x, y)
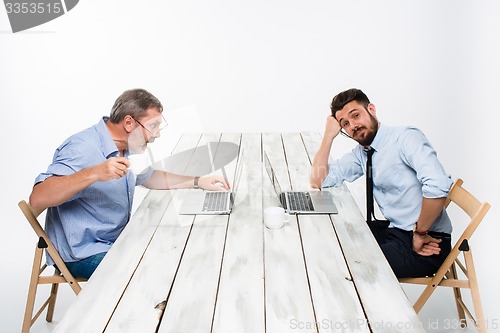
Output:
top-left (330, 88), bottom-right (370, 119)
top-left (109, 88), bottom-right (163, 124)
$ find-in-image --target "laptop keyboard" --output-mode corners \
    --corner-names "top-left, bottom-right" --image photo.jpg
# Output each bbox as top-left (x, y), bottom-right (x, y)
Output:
top-left (203, 192), bottom-right (229, 211)
top-left (287, 192), bottom-right (314, 211)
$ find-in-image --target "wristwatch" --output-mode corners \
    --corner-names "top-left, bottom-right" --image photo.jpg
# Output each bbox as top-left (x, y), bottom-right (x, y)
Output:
top-left (193, 176), bottom-right (200, 189)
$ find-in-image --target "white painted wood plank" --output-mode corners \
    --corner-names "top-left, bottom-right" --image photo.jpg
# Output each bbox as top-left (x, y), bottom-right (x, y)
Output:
top-left (206, 132), bottom-right (240, 182)
top-left (104, 202), bottom-right (195, 333)
top-left (282, 133), bottom-right (369, 333)
top-left (157, 133), bottom-right (241, 333)
top-left (300, 132), bottom-right (323, 159)
top-left (103, 133), bottom-right (203, 333)
top-left (298, 215), bottom-right (371, 333)
top-left (281, 132), bottom-right (313, 191)
top-left (162, 132), bottom-right (239, 216)
top-left (262, 133), bottom-right (316, 333)
top-left (54, 189), bottom-right (173, 333)
top-left (156, 215), bottom-right (228, 333)
top-left (151, 133), bottom-right (202, 175)
top-left (55, 133), bottom-right (201, 333)
top-left (302, 132), bottom-right (424, 332)
top-left (187, 133), bottom-right (223, 176)
top-left (325, 186), bottom-right (424, 332)
top-left (212, 133), bottom-right (265, 333)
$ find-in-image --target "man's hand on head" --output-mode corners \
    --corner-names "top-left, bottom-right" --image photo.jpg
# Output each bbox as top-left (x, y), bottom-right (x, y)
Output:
top-left (325, 115), bottom-right (342, 141)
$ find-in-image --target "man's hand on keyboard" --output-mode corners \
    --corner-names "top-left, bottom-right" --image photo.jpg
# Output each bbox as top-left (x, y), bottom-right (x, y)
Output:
top-left (199, 175), bottom-right (230, 191)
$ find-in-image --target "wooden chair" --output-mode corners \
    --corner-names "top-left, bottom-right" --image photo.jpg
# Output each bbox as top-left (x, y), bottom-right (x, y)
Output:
top-left (19, 200), bottom-right (86, 333)
top-left (399, 179), bottom-right (490, 332)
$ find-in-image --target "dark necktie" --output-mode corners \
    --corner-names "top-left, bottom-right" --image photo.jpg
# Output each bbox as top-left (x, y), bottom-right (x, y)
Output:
top-left (365, 147), bottom-right (375, 223)
top-left (365, 147), bottom-right (389, 225)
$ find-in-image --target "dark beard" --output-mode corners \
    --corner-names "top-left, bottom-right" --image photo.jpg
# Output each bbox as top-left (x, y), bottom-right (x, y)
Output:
top-left (354, 112), bottom-right (378, 146)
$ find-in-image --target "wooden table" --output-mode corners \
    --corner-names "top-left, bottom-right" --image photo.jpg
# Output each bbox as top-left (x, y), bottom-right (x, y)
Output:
top-left (55, 133), bottom-right (424, 333)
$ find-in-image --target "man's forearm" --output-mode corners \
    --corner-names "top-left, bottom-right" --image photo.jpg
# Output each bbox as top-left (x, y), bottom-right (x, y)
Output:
top-left (29, 169), bottom-right (98, 210)
top-left (310, 136), bottom-right (334, 188)
top-left (143, 170), bottom-right (194, 190)
top-left (415, 197), bottom-right (447, 232)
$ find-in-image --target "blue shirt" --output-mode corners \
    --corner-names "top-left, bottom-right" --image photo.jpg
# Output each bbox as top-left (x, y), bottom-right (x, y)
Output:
top-left (34, 117), bottom-right (154, 264)
top-left (322, 124), bottom-right (453, 233)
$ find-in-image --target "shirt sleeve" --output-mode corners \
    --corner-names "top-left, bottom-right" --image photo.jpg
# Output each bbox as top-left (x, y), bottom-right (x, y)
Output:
top-left (398, 127), bottom-right (453, 198)
top-left (135, 166), bottom-right (155, 186)
top-left (34, 140), bottom-right (94, 184)
top-left (322, 148), bottom-right (364, 188)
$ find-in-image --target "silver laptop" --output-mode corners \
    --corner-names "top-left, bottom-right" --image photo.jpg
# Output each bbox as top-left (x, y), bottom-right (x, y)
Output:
top-left (264, 152), bottom-right (338, 214)
top-left (178, 151), bottom-right (244, 215)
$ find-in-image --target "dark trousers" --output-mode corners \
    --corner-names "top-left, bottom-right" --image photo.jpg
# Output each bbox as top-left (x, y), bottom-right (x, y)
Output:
top-left (369, 222), bottom-right (451, 278)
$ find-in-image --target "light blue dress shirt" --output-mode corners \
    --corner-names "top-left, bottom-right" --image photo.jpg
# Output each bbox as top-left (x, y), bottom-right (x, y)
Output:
top-left (34, 117), bottom-right (154, 265)
top-left (322, 124), bottom-right (453, 234)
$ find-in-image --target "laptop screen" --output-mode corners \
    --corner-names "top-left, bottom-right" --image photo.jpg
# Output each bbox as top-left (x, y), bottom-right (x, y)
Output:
top-left (264, 153), bottom-right (283, 196)
top-left (231, 149), bottom-right (244, 198)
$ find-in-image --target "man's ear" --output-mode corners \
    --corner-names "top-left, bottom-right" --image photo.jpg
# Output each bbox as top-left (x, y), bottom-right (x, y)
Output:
top-left (367, 103), bottom-right (377, 116)
top-left (123, 115), bottom-right (135, 133)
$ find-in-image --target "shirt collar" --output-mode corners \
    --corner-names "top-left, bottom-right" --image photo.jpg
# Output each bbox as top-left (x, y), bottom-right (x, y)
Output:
top-left (368, 123), bottom-right (388, 152)
top-left (97, 116), bottom-right (120, 158)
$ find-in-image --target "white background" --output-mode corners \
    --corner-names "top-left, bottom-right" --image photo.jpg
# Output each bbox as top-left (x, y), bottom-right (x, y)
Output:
top-left (1, 1), bottom-right (499, 332)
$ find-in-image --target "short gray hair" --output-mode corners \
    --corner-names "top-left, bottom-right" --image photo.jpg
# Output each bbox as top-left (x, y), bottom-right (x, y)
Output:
top-left (109, 88), bottom-right (163, 123)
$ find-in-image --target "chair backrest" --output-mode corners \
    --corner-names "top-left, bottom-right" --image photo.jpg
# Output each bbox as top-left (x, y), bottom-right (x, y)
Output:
top-left (19, 200), bottom-right (46, 242)
top-left (19, 200), bottom-right (82, 291)
top-left (399, 178), bottom-right (490, 330)
top-left (444, 179), bottom-right (491, 249)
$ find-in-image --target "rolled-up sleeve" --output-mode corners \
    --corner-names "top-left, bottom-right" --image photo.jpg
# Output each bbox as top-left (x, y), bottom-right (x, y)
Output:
top-left (399, 127), bottom-right (453, 198)
top-left (322, 149), bottom-right (364, 188)
top-left (135, 166), bottom-right (155, 186)
top-left (34, 143), bottom-right (89, 184)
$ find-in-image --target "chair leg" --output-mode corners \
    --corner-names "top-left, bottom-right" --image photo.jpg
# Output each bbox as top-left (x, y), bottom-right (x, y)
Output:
top-left (464, 249), bottom-right (486, 333)
top-left (413, 268), bottom-right (447, 313)
top-left (413, 285), bottom-right (434, 313)
top-left (46, 281), bottom-right (59, 322)
top-left (22, 246), bottom-right (43, 333)
top-left (413, 254), bottom-right (456, 313)
top-left (450, 262), bottom-right (467, 328)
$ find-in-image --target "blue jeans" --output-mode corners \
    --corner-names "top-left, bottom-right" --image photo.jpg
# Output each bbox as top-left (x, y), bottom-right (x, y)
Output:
top-left (65, 252), bottom-right (107, 279)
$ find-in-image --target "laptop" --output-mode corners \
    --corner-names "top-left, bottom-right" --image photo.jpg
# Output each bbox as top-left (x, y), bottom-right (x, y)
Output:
top-left (178, 150), bottom-right (244, 215)
top-left (264, 152), bottom-right (338, 214)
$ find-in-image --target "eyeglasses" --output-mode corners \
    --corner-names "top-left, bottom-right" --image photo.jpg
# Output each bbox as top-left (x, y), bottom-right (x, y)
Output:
top-left (340, 129), bottom-right (352, 139)
top-left (133, 114), bottom-right (168, 136)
